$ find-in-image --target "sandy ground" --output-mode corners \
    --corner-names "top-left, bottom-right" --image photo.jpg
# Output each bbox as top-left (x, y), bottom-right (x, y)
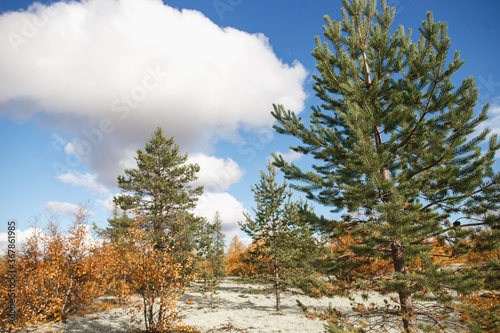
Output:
top-left (22, 277), bottom-right (408, 333)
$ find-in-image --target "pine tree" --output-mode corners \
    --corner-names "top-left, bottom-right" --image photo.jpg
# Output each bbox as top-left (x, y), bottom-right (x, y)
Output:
top-left (197, 212), bottom-right (226, 310)
top-left (240, 162), bottom-right (318, 312)
top-left (110, 127), bottom-right (205, 283)
top-left (271, 0), bottom-right (500, 331)
top-left (98, 204), bottom-right (134, 241)
top-left (111, 127), bottom-right (204, 244)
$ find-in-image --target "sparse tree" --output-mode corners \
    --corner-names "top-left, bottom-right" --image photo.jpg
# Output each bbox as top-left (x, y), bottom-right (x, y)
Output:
top-left (240, 162), bottom-right (318, 312)
top-left (0, 208), bottom-right (105, 331)
top-left (197, 212), bottom-right (226, 310)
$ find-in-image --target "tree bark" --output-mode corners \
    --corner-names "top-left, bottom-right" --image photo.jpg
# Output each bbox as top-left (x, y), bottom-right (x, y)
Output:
top-left (391, 241), bottom-right (417, 332)
top-left (274, 257), bottom-right (281, 312)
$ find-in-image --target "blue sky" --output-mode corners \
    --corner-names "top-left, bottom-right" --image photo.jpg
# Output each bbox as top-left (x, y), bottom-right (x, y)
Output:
top-left (1, 0), bottom-right (500, 248)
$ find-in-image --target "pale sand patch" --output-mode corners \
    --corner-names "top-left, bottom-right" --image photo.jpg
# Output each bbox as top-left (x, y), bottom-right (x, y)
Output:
top-left (23, 277), bottom-right (403, 333)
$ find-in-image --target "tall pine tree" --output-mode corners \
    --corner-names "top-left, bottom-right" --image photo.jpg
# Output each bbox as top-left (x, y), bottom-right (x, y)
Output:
top-left (240, 162), bottom-right (318, 312)
top-left (272, 0), bottom-right (500, 331)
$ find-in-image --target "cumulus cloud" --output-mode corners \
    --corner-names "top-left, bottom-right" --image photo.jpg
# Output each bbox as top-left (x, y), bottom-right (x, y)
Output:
top-left (482, 101), bottom-right (500, 136)
top-left (0, 227), bottom-right (40, 253)
top-left (45, 201), bottom-right (90, 218)
top-left (93, 152), bottom-right (244, 212)
top-left (96, 194), bottom-right (119, 214)
top-left (0, 0), bottom-right (308, 187)
top-left (189, 153), bottom-right (244, 192)
top-left (194, 191), bottom-right (248, 237)
top-left (57, 171), bottom-right (109, 194)
top-left (0, 225), bottom-right (101, 253)
top-left (274, 149), bottom-right (303, 163)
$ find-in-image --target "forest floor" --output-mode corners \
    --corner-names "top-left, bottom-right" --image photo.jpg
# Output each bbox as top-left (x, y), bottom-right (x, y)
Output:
top-left (22, 277), bottom-right (464, 333)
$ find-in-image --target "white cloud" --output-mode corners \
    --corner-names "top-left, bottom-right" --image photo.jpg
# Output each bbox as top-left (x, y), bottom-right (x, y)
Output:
top-left (0, 227), bottom-right (41, 253)
top-left (45, 201), bottom-right (90, 218)
top-left (194, 191), bottom-right (248, 236)
top-left (0, 225), bottom-right (101, 254)
top-left (483, 102), bottom-right (500, 136)
top-left (0, 0), bottom-right (308, 187)
top-left (274, 149), bottom-right (303, 163)
top-left (57, 171), bottom-right (109, 194)
top-left (470, 98), bottom-right (500, 158)
top-left (96, 194), bottom-right (120, 215)
top-left (117, 148), bottom-right (138, 171)
top-left (189, 153), bottom-right (244, 192)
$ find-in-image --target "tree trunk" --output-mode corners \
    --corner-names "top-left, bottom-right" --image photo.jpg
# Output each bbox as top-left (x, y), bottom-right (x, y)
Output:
top-left (363, 43), bottom-right (415, 331)
top-left (391, 241), bottom-right (417, 332)
top-left (274, 257), bottom-right (281, 312)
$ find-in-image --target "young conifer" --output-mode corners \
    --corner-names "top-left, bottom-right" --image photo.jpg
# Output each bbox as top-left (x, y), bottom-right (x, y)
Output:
top-left (272, 0), bottom-right (500, 331)
top-left (240, 162), bottom-right (318, 312)
top-left (99, 207), bottom-right (133, 241)
top-left (197, 211), bottom-right (226, 310)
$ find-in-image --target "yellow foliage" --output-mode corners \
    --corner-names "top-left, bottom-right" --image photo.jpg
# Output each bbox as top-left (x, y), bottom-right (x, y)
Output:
top-left (224, 235), bottom-right (258, 276)
top-left (113, 219), bottom-right (192, 333)
top-left (465, 241), bottom-right (500, 265)
top-left (0, 210), bottom-right (105, 331)
top-left (0, 212), bottom-right (192, 333)
top-left (458, 293), bottom-right (500, 332)
top-left (326, 234), bottom-right (393, 279)
top-left (326, 234), bottom-right (489, 280)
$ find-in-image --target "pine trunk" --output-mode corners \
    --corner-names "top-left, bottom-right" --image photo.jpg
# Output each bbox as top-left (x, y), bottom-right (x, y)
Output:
top-left (274, 257), bottom-right (281, 312)
top-left (377, 119), bottom-right (415, 330)
top-left (391, 241), bottom-right (417, 332)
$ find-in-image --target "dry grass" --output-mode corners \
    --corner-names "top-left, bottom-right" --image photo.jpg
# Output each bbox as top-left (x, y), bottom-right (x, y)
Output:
top-left (205, 322), bottom-right (251, 332)
top-left (73, 297), bottom-right (128, 318)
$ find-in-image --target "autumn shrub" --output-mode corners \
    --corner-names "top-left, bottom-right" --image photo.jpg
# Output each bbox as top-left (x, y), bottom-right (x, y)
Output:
top-left (0, 213), bottom-right (196, 333)
top-left (92, 239), bottom-right (132, 303)
top-left (0, 210), bottom-right (104, 332)
top-left (113, 220), bottom-right (193, 333)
